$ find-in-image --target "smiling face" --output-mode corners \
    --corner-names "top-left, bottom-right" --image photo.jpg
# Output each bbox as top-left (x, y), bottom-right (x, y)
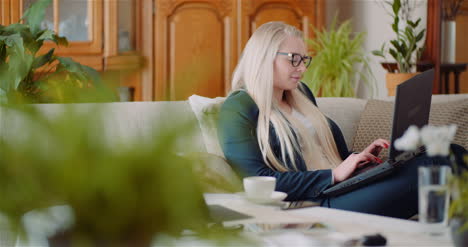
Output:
top-left (273, 36), bottom-right (308, 95)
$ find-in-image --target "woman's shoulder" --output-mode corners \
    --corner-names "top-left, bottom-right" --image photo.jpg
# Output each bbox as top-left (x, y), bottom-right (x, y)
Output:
top-left (220, 90), bottom-right (259, 120)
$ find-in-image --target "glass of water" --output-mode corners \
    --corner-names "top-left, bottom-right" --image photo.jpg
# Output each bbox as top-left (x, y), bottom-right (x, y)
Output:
top-left (418, 165), bottom-right (452, 235)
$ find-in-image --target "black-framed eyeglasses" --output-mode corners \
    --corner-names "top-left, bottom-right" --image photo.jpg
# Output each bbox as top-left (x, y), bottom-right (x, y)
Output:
top-left (276, 52), bottom-right (312, 68)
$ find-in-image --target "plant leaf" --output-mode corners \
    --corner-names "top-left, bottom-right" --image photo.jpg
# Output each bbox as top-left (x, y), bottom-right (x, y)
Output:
top-left (57, 57), bottom-right (100, 83)
top-left (22, 0), bottom-right (53, 36)
top-left (415, 18), bottom-right (421, 28)
top-left (303, 15), bottom-right (372, 97)
top-left (37, 30), bottom-right (55, 42)
top-left (392, 16), bottom-right (400, 34)
top-left (2, 24), bottom-right (30, 34)
top-left (392, 0), bottom-right (401, 15)
top-left (389, 48), bottom-right (399, 61)
top-left (0, 33), bottom-right (25, 55)
top-left (0, 87), bottom-right (7, 104)
top-left (52, 35), bottom-right (69, 47)
top-left (0, 41), bottom-right (6, 62)
top-left (416, 30), bottom-right (425, 43)
top-left (371, 50), bottom-right (385, 58)
top-left (32, 48), bottom-right (55, 69)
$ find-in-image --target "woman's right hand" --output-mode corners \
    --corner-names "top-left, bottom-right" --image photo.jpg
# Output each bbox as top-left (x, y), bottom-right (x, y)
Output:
top-left (332, 152), bottom-right (383, 183)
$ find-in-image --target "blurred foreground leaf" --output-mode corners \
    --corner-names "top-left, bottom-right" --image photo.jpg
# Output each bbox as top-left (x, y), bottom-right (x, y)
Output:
top-left (0, 103), bottom-right (232, 246)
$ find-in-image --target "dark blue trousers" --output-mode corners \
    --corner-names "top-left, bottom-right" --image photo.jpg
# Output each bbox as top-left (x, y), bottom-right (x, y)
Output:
top-left (323, 144), bottom-right (467, 219)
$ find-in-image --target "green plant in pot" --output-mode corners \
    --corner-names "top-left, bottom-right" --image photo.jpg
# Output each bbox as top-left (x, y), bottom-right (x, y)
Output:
top-left (0, 0), bottom-right (103, 103)
top-left (372, 0), bottom-right (426, 96)
top-left (303, 16), bottom-right (374, 97)
top-left (449, 154), bottom-right (468, 247)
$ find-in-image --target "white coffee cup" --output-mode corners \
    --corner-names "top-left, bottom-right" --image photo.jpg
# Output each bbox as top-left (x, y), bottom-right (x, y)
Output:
top-left (243, 176), bottom-right (276, 200)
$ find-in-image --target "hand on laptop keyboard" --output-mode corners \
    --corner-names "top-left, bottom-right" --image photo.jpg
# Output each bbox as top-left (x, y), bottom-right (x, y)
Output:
top-left (362, 139), bottom-right (390, 157)
top-left (332, 152), bottom-right (384, 183)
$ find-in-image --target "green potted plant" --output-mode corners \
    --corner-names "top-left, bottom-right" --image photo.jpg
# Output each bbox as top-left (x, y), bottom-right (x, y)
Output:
top-left (372, 0), bottom-right (426, 96)
top-left (449, 154), bottom-right (468, 247)
top-left (0, 0), bottom-right (103, 103)
top-left (0, 103), bottom-right (242, 247)
top-left (303, 16), bottom-right (374, 97)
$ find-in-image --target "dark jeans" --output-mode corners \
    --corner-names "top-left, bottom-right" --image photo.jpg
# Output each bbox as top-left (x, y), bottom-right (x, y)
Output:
top-left (323, 144), bottom-right (467, 219)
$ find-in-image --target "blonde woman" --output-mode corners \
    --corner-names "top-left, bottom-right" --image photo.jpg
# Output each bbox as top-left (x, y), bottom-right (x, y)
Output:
top-left (218, 22), bottom-right (466, 219)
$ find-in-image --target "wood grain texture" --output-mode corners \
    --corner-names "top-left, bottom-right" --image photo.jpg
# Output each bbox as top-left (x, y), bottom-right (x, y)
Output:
top-left (9, 0), bottom-right (19, 23)
top-left (424, 0), bottom-right (442, 94)
top-left (0, 0), bottom-right (5, 25)
top-left (104, 0), bottom-right (118, 57)
top-left (140, 0), bottom-right (154, 101)
top-left (240, 0), bottom-right (324, 52)
top-left (8, 0), bottom-right (103, 55)
top-left (4, 0), bottom-right (326, 101)
top-left (155, 0), bottom-right (237, 100)
top-left (456, 14), bottom-right (468, 93)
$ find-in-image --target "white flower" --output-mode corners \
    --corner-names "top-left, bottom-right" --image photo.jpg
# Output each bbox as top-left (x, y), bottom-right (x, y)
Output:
top-left (420, 124), bottom-right (457, 156)
top-left (394, 125), bottom-right (421, 151)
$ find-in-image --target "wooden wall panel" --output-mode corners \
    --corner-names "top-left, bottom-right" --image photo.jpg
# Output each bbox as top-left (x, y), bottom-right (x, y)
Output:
top-left (0, 0), bottom-right (4, 25)
top-left (457, 1), bottom-right (468, 93)
top-left (240, 0), bottom-right (324, 52)
top-left (424, 0), bottom-right (442, 93)
top-left (456, 14), bottom-right (468, 93)
top-left (252, 4), bottom-right (301, 30)
top-left (155, 0), bottom-right (237, 100)
top-left (168, 4), bottom-right (224, 100)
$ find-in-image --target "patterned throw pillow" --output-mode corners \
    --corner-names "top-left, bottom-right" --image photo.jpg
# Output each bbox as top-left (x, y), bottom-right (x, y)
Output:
top-left (352, 100), bottom-right (393, 159)
top-left (352, 99), bottom-right (468, 160)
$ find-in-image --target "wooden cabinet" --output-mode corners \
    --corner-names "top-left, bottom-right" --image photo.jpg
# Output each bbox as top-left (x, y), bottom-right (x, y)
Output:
top-left (2, 0), bottom-right (324, 101)
top-left (240, 0), bottom-right (324, 50)
top-left (0, 0), bottom-right (146, 100)
top-left (2, 0), bottom-right (104, 69)
top-left (154, 0), bottom-right (324, 100)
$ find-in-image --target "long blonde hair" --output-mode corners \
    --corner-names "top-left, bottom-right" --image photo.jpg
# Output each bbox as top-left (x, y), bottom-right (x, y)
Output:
top-left (231, 22), bottom-right (342, 172)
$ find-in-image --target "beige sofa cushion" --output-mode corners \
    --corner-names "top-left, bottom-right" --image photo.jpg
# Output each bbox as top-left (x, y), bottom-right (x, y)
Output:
top-left (351, 100), bottom-right (394, 159)
top-left (352, 98), bottom-right (468, 159)
top-left (317, 97), bottom-right (367, 149)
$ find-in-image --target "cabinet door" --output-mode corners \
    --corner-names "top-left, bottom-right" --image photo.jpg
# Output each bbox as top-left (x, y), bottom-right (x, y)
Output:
top-left (14, 0), bottom-right (104, 69)
top-left (0, 0), bottom-right (7, 25)
top-left (0, 0), bottom-right (17, 25)
top-left (104, 0), bottom-right (146, 101)
top-left (240, 0), bottom-right (324, 50)
top-left (155, 0), bottom-right (237, 100)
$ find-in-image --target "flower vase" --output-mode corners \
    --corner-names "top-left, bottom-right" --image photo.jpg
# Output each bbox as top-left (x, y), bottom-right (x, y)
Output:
top-left (450, 218), bottom-right (468, 247)
top-left (441, 20), bottom-right (456, 64)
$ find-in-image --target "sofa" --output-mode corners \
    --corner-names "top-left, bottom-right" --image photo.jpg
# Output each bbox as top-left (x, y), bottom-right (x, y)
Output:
top-left (1, 94), bottom-right (467, 192)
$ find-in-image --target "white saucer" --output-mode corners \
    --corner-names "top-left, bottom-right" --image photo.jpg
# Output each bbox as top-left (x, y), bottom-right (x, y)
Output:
top-left (238, 191), bottom-right (288, 204)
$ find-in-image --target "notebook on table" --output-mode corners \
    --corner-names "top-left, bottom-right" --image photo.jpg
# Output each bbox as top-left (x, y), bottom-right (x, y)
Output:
top-left (323, 69), bottom-right (434, 197)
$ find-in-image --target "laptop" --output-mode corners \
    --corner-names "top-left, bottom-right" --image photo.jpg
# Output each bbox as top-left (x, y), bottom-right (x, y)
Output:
top-left (323, 69), bottom-right (434, 197)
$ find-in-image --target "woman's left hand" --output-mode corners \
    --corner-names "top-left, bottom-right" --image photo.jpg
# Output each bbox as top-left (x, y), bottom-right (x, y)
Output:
top-left (363, 139), bottom-right (390, 157)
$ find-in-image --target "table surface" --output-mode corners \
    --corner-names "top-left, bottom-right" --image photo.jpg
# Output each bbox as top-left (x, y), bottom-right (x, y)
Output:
top-left (204, 193), bottom-right (454, 247)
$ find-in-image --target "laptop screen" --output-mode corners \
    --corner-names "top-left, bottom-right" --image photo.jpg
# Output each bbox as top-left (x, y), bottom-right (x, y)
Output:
top-left (388, 69), bottom-right (434, 160)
